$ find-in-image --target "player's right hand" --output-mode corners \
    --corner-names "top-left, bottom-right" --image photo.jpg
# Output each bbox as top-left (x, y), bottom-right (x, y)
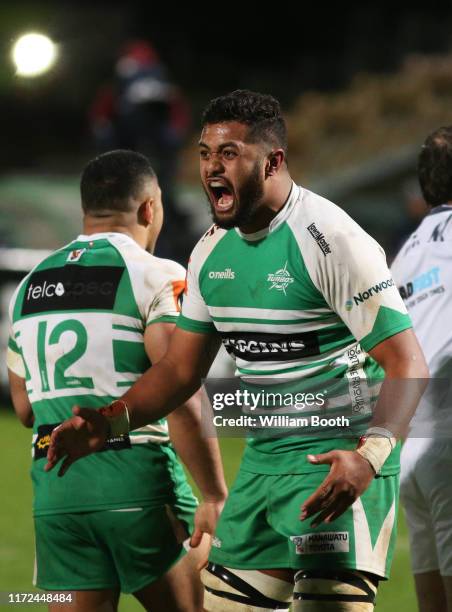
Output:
top-left (190, 499), bottom-right (226, 570)
top-left (300, 449), bottom-right (375, 527)
top-left (44, 406), bottom-right (109, 477)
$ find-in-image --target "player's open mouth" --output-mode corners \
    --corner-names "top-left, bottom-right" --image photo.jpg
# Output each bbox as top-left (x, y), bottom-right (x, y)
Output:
top-left (208, 180), bottom-right (235, 212)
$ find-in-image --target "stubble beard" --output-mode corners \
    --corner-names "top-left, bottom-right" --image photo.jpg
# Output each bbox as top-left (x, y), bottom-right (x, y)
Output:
top-left (205, 162), bottom-right (265, 230)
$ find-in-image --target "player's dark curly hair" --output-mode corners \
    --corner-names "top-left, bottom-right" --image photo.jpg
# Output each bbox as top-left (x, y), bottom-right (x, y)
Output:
top-left (418, 126), bottom-right (452, 207)
top-left (81, 149), bottom-right (156, 213)
top-left (202, 90), bottom-right (288, 153)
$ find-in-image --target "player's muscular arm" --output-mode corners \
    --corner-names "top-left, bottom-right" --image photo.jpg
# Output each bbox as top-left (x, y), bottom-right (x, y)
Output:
top-left (166, 396), bottom-right (227, 502)
top-left (145, 323), bottom-right (227, 555)
top-left (45, 326), bottom-right (221, 474)
top-left (365, 327), bottom-right (429, 436)
top-left (145, 323), bottom-right (226, 500)
top-left (8, 369), bottom-right (34, 428)
top-left (301, 328), bottom-right (429, 527)
top-left (123, 326), bottom-right (221, 429)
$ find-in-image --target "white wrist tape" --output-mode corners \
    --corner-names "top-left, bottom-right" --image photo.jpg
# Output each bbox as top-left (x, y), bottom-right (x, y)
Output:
top-left (99, 400), bottom-right (130, 437)
top-left (356, 431), bottom-right (396, 475)
top-left (365, 427), bottom-right (397, 448)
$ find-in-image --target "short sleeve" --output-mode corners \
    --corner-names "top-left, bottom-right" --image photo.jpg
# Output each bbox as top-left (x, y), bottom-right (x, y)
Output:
top-left (177, 258), bottom-right (216, 334)
top-left (6, 335), bottom-right (26, 378)
top-left (307, 226), bottom-right (412, 352)
top-left (146, 262), bottom-right (186, 326)
top-left (7, 286), bottom-right (26, 378)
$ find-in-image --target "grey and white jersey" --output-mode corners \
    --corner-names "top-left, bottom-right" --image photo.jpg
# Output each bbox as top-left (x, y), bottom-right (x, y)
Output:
top-left (392, 205), bottom-right (452, 435)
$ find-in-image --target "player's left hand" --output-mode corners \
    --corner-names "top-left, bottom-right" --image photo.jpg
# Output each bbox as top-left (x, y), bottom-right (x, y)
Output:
top-left (300, 450), bottom-right (375, 527)
top-left (190, 499), bottom-right (225, 570)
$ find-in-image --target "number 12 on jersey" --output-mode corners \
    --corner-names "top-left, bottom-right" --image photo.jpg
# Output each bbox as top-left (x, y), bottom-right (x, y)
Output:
top-left (37, 319), bottom-right (94, 392)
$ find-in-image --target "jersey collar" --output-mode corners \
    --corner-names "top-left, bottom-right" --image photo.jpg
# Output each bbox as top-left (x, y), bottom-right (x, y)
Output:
top-left (427, 204), bottom-right (452, 216)
top-left (235, 182), bottom-right (302, 242)
top-left (75, 232), bottom-right (140, 248)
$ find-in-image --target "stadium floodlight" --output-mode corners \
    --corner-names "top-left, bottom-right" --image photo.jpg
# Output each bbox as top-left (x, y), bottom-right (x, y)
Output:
top-left (12, 33), bottom-right (57, 77)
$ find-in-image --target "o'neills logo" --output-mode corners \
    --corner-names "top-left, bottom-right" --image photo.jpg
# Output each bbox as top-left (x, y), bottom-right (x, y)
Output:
top-left (352, 278), bottom-right (394, 307)
top-left (307, 222), bottom-right (331, 256)
top-left (208, 268), bottom-right (235, 279)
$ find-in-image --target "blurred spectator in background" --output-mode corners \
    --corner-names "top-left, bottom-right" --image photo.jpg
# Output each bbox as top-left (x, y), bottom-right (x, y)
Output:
top-left (390, 178), bottom-right (428, 258)
top-left (89, 40), bottom-right (192, 262)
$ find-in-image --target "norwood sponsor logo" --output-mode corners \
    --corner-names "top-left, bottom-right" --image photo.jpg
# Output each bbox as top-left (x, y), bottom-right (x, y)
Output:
top-left (398, 267), bottom-right (440, 300)
top-left (350, 278), bottom-right (394, 308)
top-left (307, 222), bottom-right (331, 256)
top-left (208, 268), bottom-right (235, 280)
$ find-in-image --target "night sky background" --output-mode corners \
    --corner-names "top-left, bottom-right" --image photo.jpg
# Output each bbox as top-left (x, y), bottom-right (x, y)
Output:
top-left (2, 1), bottom-right (452, 168)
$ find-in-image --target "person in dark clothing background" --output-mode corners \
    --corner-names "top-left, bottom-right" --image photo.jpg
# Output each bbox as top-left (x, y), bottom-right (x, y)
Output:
top-left (89, 40), bottom-right (192, 262)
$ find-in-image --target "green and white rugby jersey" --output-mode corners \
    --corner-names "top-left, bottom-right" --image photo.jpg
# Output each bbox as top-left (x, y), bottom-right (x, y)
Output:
top-left (178, 184), bottom-right (412, 475)
top-left (7, 232), bottom-right (189, 516)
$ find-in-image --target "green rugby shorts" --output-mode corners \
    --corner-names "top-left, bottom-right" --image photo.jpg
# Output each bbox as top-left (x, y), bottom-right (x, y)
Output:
top-left (34, 497), bottom-right (197, 593)
top-left (209, 467), bottom-right (399, 579)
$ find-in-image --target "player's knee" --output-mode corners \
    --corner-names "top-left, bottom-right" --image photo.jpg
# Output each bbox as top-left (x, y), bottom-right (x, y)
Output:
top-left (201, 562), bottom-right (293, 611)
top-left (293, 568), bottom-right (378, 611)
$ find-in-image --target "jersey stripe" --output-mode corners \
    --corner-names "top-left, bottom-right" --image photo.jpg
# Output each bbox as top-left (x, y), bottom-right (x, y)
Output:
top-left (208, 306), bottom-right (335, 320)
top-left (213, 319), bottom-right (344, 333)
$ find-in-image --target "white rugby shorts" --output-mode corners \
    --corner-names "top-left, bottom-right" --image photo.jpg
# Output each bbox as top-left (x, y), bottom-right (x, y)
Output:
top-left (401, 438), bottom-right (452, 576)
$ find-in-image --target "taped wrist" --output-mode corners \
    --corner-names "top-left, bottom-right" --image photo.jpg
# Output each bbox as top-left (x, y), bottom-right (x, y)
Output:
top-left (356, 429), bottom-right (396, 475)
top-left (98, 400), bottom-right (130, 437)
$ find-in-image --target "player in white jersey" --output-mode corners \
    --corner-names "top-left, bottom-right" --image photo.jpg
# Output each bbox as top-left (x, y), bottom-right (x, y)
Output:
top-left (7, 150), bottom-right (227, 611)
top-left (45, 92), bottom-right (429, 612)
top-left (391, 126), bottom-right (452, 612)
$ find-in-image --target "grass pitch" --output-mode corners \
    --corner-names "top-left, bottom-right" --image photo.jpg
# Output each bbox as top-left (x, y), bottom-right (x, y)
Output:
top-left (0, 409), bottom-right (416, 610)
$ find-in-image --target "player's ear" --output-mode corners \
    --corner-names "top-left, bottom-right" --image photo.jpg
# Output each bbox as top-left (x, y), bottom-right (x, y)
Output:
top-left (138, 198), bottom-right (154, 227)
top-left (265, 149), bottom-right (285, 177)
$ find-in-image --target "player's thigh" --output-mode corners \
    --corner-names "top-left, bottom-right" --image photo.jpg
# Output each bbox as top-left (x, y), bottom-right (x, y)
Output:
top-left (269, 472), bottom-right (399, 580)
top-left (201, 564), bottom-right (294, 611)
top-left (400, 460), bottom-right (439, 574)
top-left (415, 441), bottom-right (452, 578)
top-left (204, 470), bottom-right (294, 610)
top-left (134, 550), bottom-right (203, 612)
top-left (413, 571), bottom-right (447, 612)
top-left (34, 513), bottom-right (119, 592)
top-left (207, 469), bottom-right (289, 571)
top-left (202, 565), bottom-right (379, 612)
top-left (48, 590), bottom-right (119, 612)
top-left (293, 569), bottom-right (381, 611)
